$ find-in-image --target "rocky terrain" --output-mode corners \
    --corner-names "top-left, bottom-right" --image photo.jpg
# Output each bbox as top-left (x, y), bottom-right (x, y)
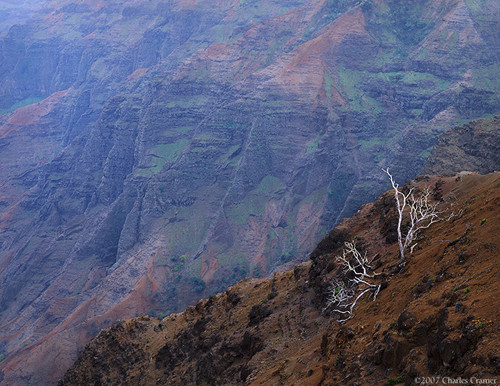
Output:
top-left (60, 171), bottom-right (500, 385)
top-left (423, 115), bottom-right (500, 176)
top-left (1, 0), bottom-right (500, 383)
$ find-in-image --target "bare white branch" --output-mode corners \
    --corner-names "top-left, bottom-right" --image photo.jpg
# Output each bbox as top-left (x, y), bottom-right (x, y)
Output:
top-left (383, 168), bottom-right (455, 264)
top-left (325, 241), bottom-right (382, 322)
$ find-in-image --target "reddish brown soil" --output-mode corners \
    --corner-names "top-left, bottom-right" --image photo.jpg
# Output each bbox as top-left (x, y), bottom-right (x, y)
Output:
top-left (0, 89), bottom-right (68, 137)
top-left (60, 172), bottom-right (500, 385)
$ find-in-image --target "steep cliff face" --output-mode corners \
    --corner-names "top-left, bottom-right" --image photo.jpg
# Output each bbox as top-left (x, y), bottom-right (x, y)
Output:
top-left (60, 172), bottom-right (500, 385)
top-left (1, 0), bottom-right (500, 383)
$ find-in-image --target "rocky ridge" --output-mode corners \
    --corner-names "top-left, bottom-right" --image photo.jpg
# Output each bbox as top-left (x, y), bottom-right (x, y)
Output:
top-left (423, 115), bottom-right (500, 176)
top-left (60, 172), bottom-right (500, 385)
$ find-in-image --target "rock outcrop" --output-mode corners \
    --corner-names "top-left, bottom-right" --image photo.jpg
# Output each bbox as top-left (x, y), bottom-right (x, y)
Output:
top-left (422, 115), bottom-right (500, 176)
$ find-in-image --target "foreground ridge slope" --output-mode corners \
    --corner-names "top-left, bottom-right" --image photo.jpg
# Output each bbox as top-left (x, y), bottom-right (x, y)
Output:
top-left (61, 172), bottom-right (500, 385)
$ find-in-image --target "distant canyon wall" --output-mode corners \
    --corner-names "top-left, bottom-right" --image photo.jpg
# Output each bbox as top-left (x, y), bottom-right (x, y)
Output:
top-left (0, 0), bottom-right (499, 383)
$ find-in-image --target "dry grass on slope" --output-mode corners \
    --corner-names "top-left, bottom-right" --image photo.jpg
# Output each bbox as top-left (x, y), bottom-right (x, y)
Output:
top-left (61, 173), bottom-right (500, 386)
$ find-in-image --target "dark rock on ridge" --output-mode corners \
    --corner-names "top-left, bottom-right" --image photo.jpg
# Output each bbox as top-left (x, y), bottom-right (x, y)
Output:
top-left (422, 115), bottom-right (500, 176)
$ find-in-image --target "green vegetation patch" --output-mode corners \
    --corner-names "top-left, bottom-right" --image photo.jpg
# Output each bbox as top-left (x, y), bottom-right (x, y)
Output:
top-left (358, 137), bottom-right (386, 151)
top-left (149, 139), bottom-right (189, 163)
top-left (210, 23), bottom-right (234, 44)
top-left (238, 0), bottom-right (299, 19)
top-left (257, 35), bottom-right (291, 69)
top-left (306, 135), bottom-right (321, 154)
top-left (216, 249), bottom-right (247, 269)
top-left (185, 258), bottom-right (202, 277)
top-left (419, 147), bottom-right (432, 160)
top-left (0, 96), bottom-right (44, 115)
top-left (226, 193), bottom-right (265, 225)
top-left (190, 133), bottom-right (228, 154)
top-left (465, 0), bottom-right (482, 14)
top-left (369, 0), bottom-right (435, 46)
top-left (337, 67), bottom-right (382, 113)
top-left (162, 126), bottom-right (194, 137)
top-left (166, 95), bottom-right (207, 109)
top-left (301, 0), bottom-right (355, 43)
top-left (323, 71), bottom-right (341, 100)
top-left (154, 257), bottom-right (170, 267)
top-left (164, 203), bottom-right (215, 255)
top-left (135, 138), bottom-right (188, 177)
top-left (447, 112), bottom-right (499, 130)
top-left (253, 175), bottom-right (282, 194)
top-left (302, 186), bottom-right (328, 206)
top-left (226, 175), bottom-right (282, 225)
top-left (402, 71), bottom-right (451, 92)
top-left (338, 66), bottom-right (452, 113)
top-left (387, 375), bottom-right (404, 385)
top-left (472, 64), bottom-right (500, 93)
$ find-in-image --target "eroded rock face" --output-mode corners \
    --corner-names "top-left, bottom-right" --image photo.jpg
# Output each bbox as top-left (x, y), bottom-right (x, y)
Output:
top-left (0, 0), bottom-right (500, 383)
top-left (422, 115), bottom-right (500, 176)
